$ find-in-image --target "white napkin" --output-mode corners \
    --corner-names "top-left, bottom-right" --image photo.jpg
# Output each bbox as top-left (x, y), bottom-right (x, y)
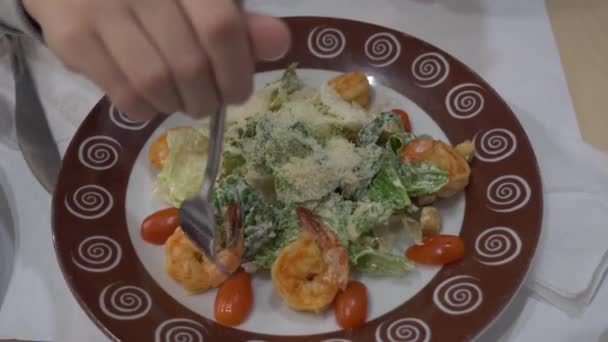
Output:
top-left (507, 104), bottom-right (608, 316)
top-left (0, 36), bottom-right (108, 342)
top-left (0, 1), bottom-right (607, 340)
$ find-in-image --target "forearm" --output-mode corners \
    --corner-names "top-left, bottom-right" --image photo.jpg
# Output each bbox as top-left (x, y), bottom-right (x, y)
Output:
top-left (0, 0), bottom-right (40, 38)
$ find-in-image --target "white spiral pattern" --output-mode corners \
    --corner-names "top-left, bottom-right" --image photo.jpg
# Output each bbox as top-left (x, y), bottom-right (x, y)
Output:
top-left (486, 175), bottom-right (531, 213)
top-left (412, 52), bottom-right (450, 88)
top-left (109, 104), bottom-right (149, 130)
top-left (433, 275), bottom-right (483, 315)
top-left (445, 83), bottom-right (485, 119)
top-left (475, 227), bottom-right (522, 266)
top-left (473, 128), bottom-right (517, 162)
top-left (72, 236), bottom-right (122, 272)
top-left (375, 317), bottom-right (431, 342)
top-left (99, 282), bottom-right (151, 320)
top-left (78, 136), bottom-right (121, 170)
top-left (64, 184), bottom-right (113, 220)
top-left (155, 318), bottom-right (207, 342)
top-left (307, 26), bottom-right (346, 59)
top-left (365, 32), bottom-right (402, 67)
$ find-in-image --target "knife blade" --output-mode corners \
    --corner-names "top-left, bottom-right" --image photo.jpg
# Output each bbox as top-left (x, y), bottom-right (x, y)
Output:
top-left (11, 36), bottom-right (61, 194)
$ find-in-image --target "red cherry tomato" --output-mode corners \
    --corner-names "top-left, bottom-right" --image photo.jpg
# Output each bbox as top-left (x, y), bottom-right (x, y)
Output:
top-left (214, 269), bottom-right (253, 326)
top-left (405, 234), bottom-right (465, 265)
top-left (140, 207), bottom-right (179, 245)
top-left (335, 280), bottom-right (368, 329)
top-left (391, 108), bottom-right (412, 132)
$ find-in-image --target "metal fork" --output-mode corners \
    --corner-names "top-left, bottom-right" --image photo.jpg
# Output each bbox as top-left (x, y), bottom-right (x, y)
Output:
top-left (178, 106), bottom-right (229, 273)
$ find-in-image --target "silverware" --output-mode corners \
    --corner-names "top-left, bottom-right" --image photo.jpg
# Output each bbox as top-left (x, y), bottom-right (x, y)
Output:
top-left (0, 177), bottom-right (15, 312)
top-left (10, 36), bottom-right (61, 194)
top-left (179, 106), bottom-right (230, 273)
top-left (0, 95), bottom-right (19, 151)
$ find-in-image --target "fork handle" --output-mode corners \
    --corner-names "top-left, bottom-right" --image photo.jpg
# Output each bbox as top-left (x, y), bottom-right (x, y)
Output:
top-left (200, 106), bottom-right (226, 200)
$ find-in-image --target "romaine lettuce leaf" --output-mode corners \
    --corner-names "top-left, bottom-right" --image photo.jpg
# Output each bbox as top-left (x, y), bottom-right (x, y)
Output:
top-left (243, 202), bottom-right (280, 260)
top-left (221, 151), bottom-right (245, 174)
top-left (212, 175), bottom-right (288, 263)
top-left (253, 205), bottom-right (301, 268)
top-left (153, 126), bottom-right (208, 206)
top-left (346, 201), bottom-right (393, 240)
top-left (313, 193), bottom-right (354, 246)
top-left (348, 243), bottom-right (414, 277)
top-left (365, 154), bottom-right (411, 209)
top-left (240, 112), bottom-right (319, 177)
top-left (386, 131), bottom-right (416, 155)
top-left (358, 155), bottom-right (448, 207)
top-left (399, 162), bottom-right (449, 197)
top-left (211, 174), bottom-right (259, 223)
top-left (358, 111), bottom-right (404, 146)
top-left (269, 63), bottom-right (301, 111)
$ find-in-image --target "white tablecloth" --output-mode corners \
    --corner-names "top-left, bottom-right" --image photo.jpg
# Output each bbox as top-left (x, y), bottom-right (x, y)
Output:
top-left (1, 0), bottom-right (608, 341)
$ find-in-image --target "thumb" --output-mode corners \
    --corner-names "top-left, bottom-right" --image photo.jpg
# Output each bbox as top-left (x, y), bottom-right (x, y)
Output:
top-left (246, 13), bottom-right (291, 61)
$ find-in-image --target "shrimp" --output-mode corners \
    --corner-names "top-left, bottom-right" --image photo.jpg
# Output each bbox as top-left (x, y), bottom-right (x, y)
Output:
top-left (271, 208), bottom-right (349, 312)
top-left (329, 71), bottom-right (371, 109)
top-left (402, 138), bottom-right (474, 198)
top-left (165, 203), bottom-right (244, 294)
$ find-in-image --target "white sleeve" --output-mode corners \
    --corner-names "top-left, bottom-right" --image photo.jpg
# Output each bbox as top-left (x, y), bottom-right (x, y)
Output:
top-left (0, 0), bottom-right (41, 38)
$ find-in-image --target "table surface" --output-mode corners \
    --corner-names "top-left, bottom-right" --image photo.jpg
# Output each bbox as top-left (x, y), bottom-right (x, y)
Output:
top-left (547, 0), bottom-right (608, 151)
top-left (2, 1), bottom-right (608, 342)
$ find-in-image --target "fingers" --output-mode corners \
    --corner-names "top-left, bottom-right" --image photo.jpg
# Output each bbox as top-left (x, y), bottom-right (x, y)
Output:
top-left (95, 5), bottom-right (182, 115)
top-left (24, 0), bottom-right (293, 121)
top-left (246, 13), bottom-right (291, 61)
top-left (41, 17), bottom-right (157, 120)
top-left (180, 0), bottom-right (254, 103)
top-left (129, 0), bottom-right (218, 117)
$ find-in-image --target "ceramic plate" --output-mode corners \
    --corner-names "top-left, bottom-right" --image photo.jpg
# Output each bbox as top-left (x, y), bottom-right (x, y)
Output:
top-left (52, 17), bottom-right (542, 341)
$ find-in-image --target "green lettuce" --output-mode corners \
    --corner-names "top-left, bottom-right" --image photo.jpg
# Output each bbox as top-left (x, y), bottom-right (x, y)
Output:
top-left (399, 162), bottom-right (449, 197)
top-left (264, 124), bottom-right (316, 170)
top-left (243, 202), bottom-right (280, 261)
top-left (360, 155), bottom-right (449, 207)
top-left (349, 243), bottom-right (414, 277)
top-left (367, 161), bottom-right (411, 209)
top-left (269, 63), bottom-right (301, 111)
top-left (212, 175), bottom-right (288, 263)
top-left (346, 201), bottom-right (393, 240)
top-left (253, 205), bottom-right (301, 268)
top-left (153, 127), bottom-right (208, 206)
top-left (386, 132), bottom-right (416, 155)
top-left (211, 175), bottom-right (259, 223)
top-left (313, 193), bottom-right (355, 246)
top-left (358, 111), bottom-right (404, 146)
top-left (221, 151), bottom-right (245, 175)
top-left (240, 113), bottom-right (319, 177)
top-left (364, 153), bottom-right (411, 209)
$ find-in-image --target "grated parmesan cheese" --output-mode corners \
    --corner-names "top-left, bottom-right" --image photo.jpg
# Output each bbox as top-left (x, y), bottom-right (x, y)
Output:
top-left (275, 137), bottom-right (379, 203)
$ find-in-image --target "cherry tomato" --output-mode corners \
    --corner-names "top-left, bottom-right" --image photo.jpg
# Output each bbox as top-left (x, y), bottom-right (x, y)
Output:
top-left (140, 207), bottom-right (180, 245)
top-left (391, 108), bottom-right (412, 132)
top-left (215, 269), bottom-right (253, 326)
top-left (405, 234), bottom-right (465, 265)
top-left (334, 280), bottom-right (368, 329)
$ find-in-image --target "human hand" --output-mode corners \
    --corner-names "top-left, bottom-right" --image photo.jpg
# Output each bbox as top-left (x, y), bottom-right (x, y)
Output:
top-left (23, 0), bottom-right (291, 120)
